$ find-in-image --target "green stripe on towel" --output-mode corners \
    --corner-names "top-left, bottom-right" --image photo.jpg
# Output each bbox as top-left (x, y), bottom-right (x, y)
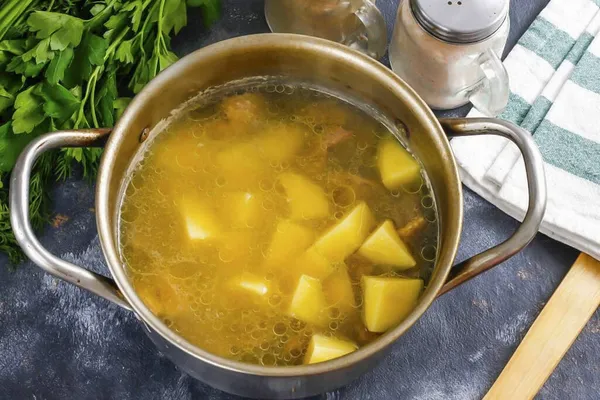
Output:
top-left (535, 120), bottom-right (600, 185)
top-left (571, 51), bottom-right (600, 94)
top-left (566, 32), bottom-right (595, 65)
top-left (521, 96), bottom-right (552, 133)
top-left (498, 92), bottom-right (530, 124)
top-left (519, 18), bottom-right (576, 69)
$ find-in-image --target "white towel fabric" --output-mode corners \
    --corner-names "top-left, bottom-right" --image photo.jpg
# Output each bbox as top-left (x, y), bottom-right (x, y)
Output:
top-left (451, 0), bottom-right (600, 260)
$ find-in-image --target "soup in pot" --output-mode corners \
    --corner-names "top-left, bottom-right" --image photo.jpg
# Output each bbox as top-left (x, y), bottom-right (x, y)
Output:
top-left (119, 83), bottom-right (438, 366)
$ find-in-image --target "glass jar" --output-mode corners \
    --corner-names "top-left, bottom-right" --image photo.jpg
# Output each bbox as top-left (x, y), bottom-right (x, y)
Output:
top-left (265, 0), bottom-right (388, 59)
top-left (390, 0), bottom-right (510, 116)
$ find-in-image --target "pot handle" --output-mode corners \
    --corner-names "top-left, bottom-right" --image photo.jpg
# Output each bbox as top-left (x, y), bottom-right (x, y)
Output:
top-left (438, 118), bottom-right (547, 295)
top-left (9, 129), bottom-right (132, 310)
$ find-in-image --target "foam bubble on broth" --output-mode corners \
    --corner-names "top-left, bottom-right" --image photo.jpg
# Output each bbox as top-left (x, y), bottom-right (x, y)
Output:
top-left (119, 81), bottom-right (439, 366)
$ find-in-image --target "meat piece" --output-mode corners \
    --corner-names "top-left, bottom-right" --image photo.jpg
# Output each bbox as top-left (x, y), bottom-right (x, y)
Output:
top-left (322, 126), bottom-right (353, 150)
top-left (397, 216), bottom-right (427, 240)
top-left (221, 93), bottom-right (267, 124)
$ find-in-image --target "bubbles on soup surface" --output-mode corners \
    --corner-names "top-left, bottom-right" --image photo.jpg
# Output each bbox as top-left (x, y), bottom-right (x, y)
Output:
top-left (119, 84), bottom-right (438, 366)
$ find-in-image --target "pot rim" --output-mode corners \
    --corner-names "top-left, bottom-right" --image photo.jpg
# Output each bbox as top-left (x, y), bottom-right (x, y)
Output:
top-left (97, 34), bottom-right (463, 377)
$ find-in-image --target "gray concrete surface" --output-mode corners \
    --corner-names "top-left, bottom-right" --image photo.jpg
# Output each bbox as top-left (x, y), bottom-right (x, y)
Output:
top-left (1, 1), bottom-right (597, 399)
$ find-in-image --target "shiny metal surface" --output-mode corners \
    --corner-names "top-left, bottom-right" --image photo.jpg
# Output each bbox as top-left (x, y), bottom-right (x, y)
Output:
top-left (96, 34), bottom-right (463, 398)
top-left (9, 34), bottom-right (546, 399)
top-left (438, 118), bottom-right (547, 295)
top-left (411, 0), bottom-right (509, 43)
top-left (8, 129), bottom-right (131, 310)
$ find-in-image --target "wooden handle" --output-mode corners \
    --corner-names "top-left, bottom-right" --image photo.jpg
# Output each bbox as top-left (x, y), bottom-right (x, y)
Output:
top-left (484, 253), bottom-right (600, 400)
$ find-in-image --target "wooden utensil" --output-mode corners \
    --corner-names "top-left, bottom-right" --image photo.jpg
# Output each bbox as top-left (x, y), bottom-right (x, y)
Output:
top-left (484, 253), bottom-right (600, 400)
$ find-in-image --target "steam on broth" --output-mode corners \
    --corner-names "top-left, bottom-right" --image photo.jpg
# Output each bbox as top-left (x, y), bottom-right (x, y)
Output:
top-left (119, 83), bottom-right (438, 366)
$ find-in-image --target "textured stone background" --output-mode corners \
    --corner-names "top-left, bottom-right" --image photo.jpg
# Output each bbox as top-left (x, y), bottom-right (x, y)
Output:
top-left (1, 1), bottom-right (598, 399)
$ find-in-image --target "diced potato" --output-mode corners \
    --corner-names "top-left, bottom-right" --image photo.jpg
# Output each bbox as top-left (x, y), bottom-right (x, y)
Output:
top-left (179, 196), bottom-right (221, 241)
top-left (279, 172), bottom-right (330, 220)
top-left (222, 191), bottom-right (262, 228)
top-left (324, 266), bottom-right (355, 311)
top-left (294, 247), bottom-right (335, 280)
top-left (221, 93), bottom-right (267, 124)
top-left (216, 142), bottom-right (266, 186)
top-left (217, 231), bottom-right (256, 262)
top-left (229, 272), bottom-right (270, 298)
top-left (377, 138), bottom-right (421, 191)
top-left (361, 276), bottom-right (423, 333)
top-left (288, 275), bottom-right (328, 327)
top-left (256, 123), bottom-right (305, 164)
top-left (266, 220), bottom-right (315, 264)
top-left (358, 220), bottom-right (416, 269)
top-left (304, 334), bottom-right (357, 364)
top-left (312, 201), bottom-right (376, 262)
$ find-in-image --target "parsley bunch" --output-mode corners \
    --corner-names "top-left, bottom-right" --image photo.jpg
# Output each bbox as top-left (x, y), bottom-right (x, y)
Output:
top-left (0, 0), bottom-right (220, 264)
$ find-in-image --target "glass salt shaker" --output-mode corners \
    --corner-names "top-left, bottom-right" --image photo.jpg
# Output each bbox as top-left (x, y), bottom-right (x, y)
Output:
top-left (389, 0), bottom-right (510, 116)
top-left (265, 0), bottom-right (388, 59)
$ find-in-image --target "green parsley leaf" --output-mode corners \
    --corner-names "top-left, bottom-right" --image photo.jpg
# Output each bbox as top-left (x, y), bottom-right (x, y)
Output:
top-left (121, 1), bottom-right (145, 32)
top-left (45, 46), bottom-right (74, 85)
top-left (187, 0), bottom-right (221, 26)
top-left (6, 56), bottom-right (45, 77)
top-left (95, 66), bottom-right (117, 127)
top-left (63, 33), bottom-right (107, 86)
top-left (115, 39), bottom-right (134, 64)
top-left (114, 97), bottom-right (131, 120)
top-left (38, 82), bottom-right (80, 125)
top-left (12, 85), bottom-right (46, 134)
top-left (28, 12), bottom-right (84, 50)
top-left (90, 4), bottom-right (106, 17)
top-left (0, 40), bottom-right (27, 55)
top-left (0, 122), bottom-right (32, 172)
top-left (162, 0), bottom-right (187, 35)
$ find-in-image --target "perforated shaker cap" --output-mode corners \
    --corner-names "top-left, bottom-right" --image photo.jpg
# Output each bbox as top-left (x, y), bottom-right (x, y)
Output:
top-left (410, 0), bottom-right (509, 43)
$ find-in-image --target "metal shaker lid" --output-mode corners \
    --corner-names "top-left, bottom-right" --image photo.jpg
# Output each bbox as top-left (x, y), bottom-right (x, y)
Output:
top-left (410, 0), bottom-right (509, 43)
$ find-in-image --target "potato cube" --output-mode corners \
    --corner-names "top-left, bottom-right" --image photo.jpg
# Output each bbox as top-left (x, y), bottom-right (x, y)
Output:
top-left (377, 138), bottom-right (421, 191)
top-left (222, 191), bottom-right (262, 228)
top-left (293, 247), bottom-right (335, 280)
top-left (179, 196), bottom-right (221, 241)
top-left (256, 123), bottom-right (305, 164)
top-left (266, 220), bottom-right (315, 264)
top-left (324, 266), bottom-right (355, 311)
top-left (361, 276), bottom-right (423, 333)
top-left (312, 201), bottom-right (376, 262)
top-left (217, 231), bottom-right (256, 262)
top-left (216, 142), bottom-right (266, 186)
top-left (229, 272), bottom-right (270, 298)
top-left (288, 275), bottom-right (328, 327)
top-left (279, 172), bottom-right (330, 220)
top-left (358, 220), bottom-right (416, 269)
top-left (304, 334), bottom-right (357, 364)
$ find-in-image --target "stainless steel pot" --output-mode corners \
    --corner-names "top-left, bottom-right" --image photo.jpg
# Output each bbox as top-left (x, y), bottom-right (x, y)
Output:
top-left (9, 34), bottom-right (546, 399)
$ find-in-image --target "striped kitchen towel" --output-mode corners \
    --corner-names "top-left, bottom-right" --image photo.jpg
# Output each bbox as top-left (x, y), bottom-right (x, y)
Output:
top-left (451, 0), bottom-right (600, 260)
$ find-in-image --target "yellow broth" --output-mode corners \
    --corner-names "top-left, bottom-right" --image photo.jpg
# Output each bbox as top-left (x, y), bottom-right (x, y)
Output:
top-left (119, 85), bottom-right (438, 366)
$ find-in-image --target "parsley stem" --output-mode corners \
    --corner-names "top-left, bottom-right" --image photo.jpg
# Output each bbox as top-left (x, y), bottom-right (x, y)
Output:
top-left (74, 67), bottom-right (100, 129)
top-left (0, 0), bottom-right (36, 41)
